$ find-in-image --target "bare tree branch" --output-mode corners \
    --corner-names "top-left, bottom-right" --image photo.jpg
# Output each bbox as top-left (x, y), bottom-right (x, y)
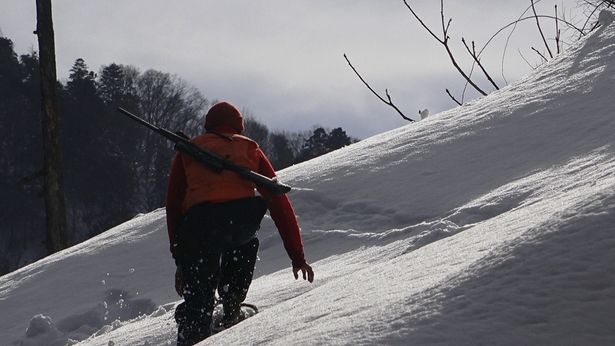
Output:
top-left (578, 0), bottom-right (611, 37)
top-left (402, 0), bottom-right (489, 97)
top-left (555, 5), bottom-right (561, 54)
top-left (531, 47), bottom-right (549, 62)
top-left (462, 38), bottom-right (500, 90)
top-left (498, 0), bottom-right (548, 85)
top-left (498, 0), bottom-right (548, 83)
top-left (479, 14), bottom-right (582, 67)
top-left (343, 54), bottom-right (414, 122)
top-left (465, 2), bottom-right (582, 99)
top-left (402, 0), bottom-right (444, 43)
top-left (518, 48), bottom-right (536, 69)
top-left (442, 43), bottom-right (488, 97)
top-left (441, 0), bottom-right (451, 38)
top-left (348, 0), bottom-right (594, 119)
top-left (446, 89), bottom-right (462, 106)
top-left (531, 0), bottom-right (554, 59)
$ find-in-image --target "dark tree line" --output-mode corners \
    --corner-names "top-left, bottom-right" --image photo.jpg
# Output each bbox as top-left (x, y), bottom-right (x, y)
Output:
top-left (0, 37), bottom-right (45, 274)
top-left (244, 118), bottom-right (359, 168)
top-left (0, 36), bottom-right (358, 274)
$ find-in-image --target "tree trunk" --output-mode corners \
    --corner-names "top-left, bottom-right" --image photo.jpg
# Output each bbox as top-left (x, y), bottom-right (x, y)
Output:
top-left (35, 0), bottom-right (68, 254)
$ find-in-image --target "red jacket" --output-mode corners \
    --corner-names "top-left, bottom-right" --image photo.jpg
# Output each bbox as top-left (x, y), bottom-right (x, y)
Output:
top-left (165, 130), bottom-right (306, 267)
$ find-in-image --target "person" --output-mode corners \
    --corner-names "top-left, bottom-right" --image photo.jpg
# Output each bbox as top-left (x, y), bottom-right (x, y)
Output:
top-left (165, 101), bottom-right (314, 345)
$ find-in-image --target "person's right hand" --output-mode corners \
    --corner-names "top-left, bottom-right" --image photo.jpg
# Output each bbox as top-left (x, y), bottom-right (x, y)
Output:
top-left (293, 263), bottom-right (314, 283)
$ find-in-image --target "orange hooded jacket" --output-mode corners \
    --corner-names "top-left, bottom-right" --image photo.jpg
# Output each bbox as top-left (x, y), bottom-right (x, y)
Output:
top-left (165, 102), bottom-right (306, 267)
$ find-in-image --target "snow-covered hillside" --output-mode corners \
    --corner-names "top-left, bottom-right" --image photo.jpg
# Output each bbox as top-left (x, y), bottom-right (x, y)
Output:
top-left (2, 11), bottom-right (615, 346)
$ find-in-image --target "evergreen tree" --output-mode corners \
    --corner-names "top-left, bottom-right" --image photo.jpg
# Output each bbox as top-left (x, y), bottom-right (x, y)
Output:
top-left (0, 37), bottom-right (21, 89)
top-left (66, 58), bottom-right (96, 97)
top-left (98, 63), bottom-right (139, 108)
top-left (299, 127), bottom-right (329, 161)
top-left (295, 126), bottom-right (357, 163)
top-left (61, 58), bottom-right (115, 240)
top-left (95, 64), bottom-right (142, 225)
top-left (327, 127), bottom-right (353, 151)
top-left (98, 63), bottom-right (125, 105)
top-left (0, 38), bottom-right (46, 273)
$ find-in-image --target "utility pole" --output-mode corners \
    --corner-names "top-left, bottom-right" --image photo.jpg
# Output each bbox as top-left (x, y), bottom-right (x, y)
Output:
top-left (35, 0), bottom-right (68, 254)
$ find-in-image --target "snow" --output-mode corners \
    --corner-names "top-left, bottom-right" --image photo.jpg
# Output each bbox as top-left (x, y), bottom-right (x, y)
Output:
top-left (2, 11), bottom-right (615, 346)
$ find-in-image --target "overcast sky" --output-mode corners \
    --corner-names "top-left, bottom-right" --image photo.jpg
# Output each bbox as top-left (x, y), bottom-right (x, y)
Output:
top-left (0, 0), bottom-right (585, 138)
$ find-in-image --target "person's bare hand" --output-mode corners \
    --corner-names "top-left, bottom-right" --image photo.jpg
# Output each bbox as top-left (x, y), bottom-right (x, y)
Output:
top-left (293, 263), bottom-right (314, 283)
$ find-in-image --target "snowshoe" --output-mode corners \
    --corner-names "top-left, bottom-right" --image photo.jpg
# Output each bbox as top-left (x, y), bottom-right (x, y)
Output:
top-left (211, 302), bottom-right (258, 334)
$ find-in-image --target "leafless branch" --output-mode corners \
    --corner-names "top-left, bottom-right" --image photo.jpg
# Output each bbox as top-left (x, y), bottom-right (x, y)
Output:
top-left (531, 47), bottom-right (549, 62)
top-left (402, 0), bottom-right (443, 43)
top-left (555, 5), bottom-right (561, 54)
top-left (531, 0), bottom-right (554, 59)
top-left (343, 54), bottom-right (414, 122)
top-left (479, 14), bottom-right (582, 66)
top-left (499, 1), bottom-right (550, 87)
top-left (446, 89), bottom-right (462, 106)
top-left (517, 48), bottom-right (536, 69)
top-left (402, 0), bottom-right (489, 97)
top-left (462, 38), bottom-right (500, 90)
top-left (579, 0), bottom-right (612, 37)
top-left (498, 0), bottom-right (543, 85)
top-left (441, 0), bottom-right (452, 38)
top-left (497, 2), bottom-right (548, 82)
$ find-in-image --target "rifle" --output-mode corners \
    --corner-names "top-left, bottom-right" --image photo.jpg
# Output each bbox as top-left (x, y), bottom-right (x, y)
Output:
top-left (116, 107), bottom-right (292, 195)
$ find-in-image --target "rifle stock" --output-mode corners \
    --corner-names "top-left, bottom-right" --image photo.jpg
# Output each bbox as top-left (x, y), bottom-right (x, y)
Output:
top-left (116, 107), bottom-right (292, 195)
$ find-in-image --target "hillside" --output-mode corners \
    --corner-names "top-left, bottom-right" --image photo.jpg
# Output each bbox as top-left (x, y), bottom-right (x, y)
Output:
top-left (1, 11), bottom-right (614, 346)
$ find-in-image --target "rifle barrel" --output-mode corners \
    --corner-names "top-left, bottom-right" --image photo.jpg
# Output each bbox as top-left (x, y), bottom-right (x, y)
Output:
top-left (115, 107), bottom-right (292, 195)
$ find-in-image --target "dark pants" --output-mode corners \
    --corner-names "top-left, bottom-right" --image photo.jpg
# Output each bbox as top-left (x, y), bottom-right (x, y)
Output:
top-left (175, 197), bottom-right (267, 346)
top-left (174, 198), bottom-right (265, 346)
top-left (175, 238), bottom-right (259, 345)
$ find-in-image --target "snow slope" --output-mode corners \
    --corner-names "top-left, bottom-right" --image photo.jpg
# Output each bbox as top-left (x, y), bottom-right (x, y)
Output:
top-left (2, 11), bottom-right (615, 346)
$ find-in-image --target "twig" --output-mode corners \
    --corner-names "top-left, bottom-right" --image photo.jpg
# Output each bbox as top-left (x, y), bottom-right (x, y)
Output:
top-left (479, 14), bottom-right (582, 62)
top-left (481, 1), bottom-right (583, 84)
top-left (555, 5), bottom-right (561, 54)
top-left (402, 0), bottom-right (488, 96)
top-left (402, 0), bottom-right (443, 43)
top-left (462, 38), bottom-right (499, 90)
top-left (440, 0), bottom-right (452, 39)
top-left (531, 0), bottom-right (554, 59)
top-left (518, 48), bottom-right (536, 69)
top-left (343, 54), bottom-right (413, 122)
top-left (446, 89), bottom-right (462, 106)
top-left (531, 47), bottom-right (548, 62)
top-left (578, 0), bottom-right (610, 38)
top-left (499, 0), bottom-right (547, 87)
top-left (498, 0), bottom-right (548, 85)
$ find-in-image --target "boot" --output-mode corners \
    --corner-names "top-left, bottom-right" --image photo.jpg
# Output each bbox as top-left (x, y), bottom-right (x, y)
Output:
top-left (221, 301), bottom-right (244, 329)
top-left (175, 302), bottom-right (212, 345)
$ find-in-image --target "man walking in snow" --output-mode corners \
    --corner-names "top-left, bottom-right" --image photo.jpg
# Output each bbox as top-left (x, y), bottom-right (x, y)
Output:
top-left (166, 101), bottom-right (314, 345)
